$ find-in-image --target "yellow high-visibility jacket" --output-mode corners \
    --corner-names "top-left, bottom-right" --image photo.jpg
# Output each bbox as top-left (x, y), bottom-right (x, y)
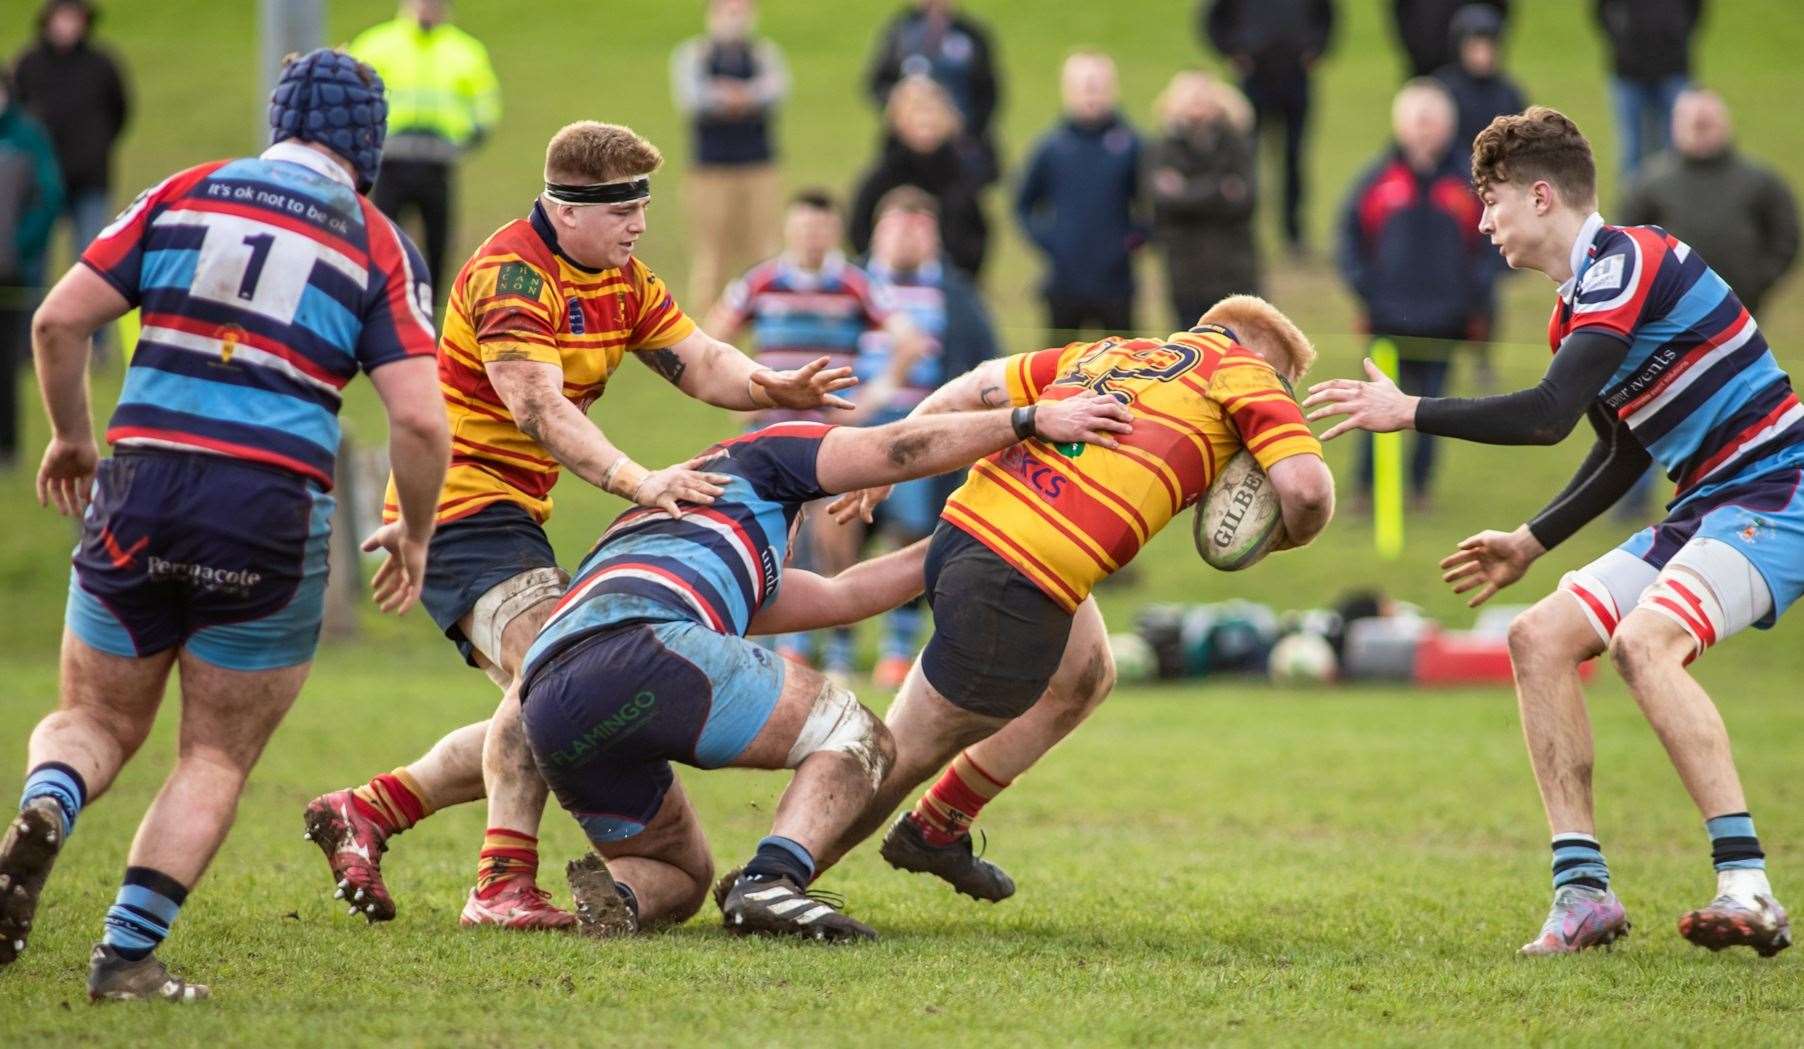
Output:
top-left (349, 17), bottom-right (501, 151)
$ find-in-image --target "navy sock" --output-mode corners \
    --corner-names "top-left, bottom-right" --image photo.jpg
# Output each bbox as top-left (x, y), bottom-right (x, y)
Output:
top-left (101, 867), bottom-right (188, 961)
top-left (20, 761), bottom-right (87, 839)
top-left (1551, 834), bottom-right (1609, 892)
top-left (1705, 812), bottom-right (1766, 872)
top-left (743, 835), bottom-right (815, 886)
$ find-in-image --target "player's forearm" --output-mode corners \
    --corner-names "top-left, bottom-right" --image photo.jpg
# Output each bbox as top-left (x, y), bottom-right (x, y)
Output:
top-left (518, 395), bottom-right (642, 496)
top-left (865, 409), bottom-right (1019, 484)
top-left (750, 541), bottom-right (929, 634)
top-left (31, 314), bottom-right (93, 442)
top-left (31, 266), bottom-right (126, 442)
top-left (1268, 454), bottom-right (1335, 549)
top-left (1413, 330), bottom-right (1628, 446)
top-left (387, 420), bottom-right (450, 542)
top-left (910, 358), bottom-right (1007, 418)
top-left (816, 539), bottom-right (930, 623)
top-left (673, 336), bottom-right (768, 410)
top-left (1525, 432), bottom-right (1651, 551)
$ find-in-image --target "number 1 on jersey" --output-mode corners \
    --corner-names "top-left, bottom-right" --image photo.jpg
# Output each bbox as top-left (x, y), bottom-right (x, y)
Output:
top-left (238, 233), bottom-right (275, 301)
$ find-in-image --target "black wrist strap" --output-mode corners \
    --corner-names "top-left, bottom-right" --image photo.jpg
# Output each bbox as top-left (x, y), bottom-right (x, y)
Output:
top-left (1011, 405), bottom-right (1038, 441)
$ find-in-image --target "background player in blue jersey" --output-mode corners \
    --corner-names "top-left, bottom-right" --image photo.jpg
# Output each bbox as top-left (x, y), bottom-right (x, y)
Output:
top-left (517, 393), bottom-right (1131, 942)
top-left (845, 186), bottom-right (999, 688)
top-left (0, 51), bottom-right (451, 1000)
top-left (704, 187), bottom-right (926, 675)
top-left (1304, 107), bottom-right (1799, 959)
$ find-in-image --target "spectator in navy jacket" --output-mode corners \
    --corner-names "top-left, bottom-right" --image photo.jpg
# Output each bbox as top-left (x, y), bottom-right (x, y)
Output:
top-left (670, 0), bottom-right (789, 311)
top-left (1433, 4), bottom-right (1526, 160)
top-left (1015, 52), bottom-right (1143, 340)
top-left (1337, 80), bottom-right (1489, 509)
top-left (865, 0), bottom-right (1001, 185)
top-left (1392, 0), bottom-right (1509, 79)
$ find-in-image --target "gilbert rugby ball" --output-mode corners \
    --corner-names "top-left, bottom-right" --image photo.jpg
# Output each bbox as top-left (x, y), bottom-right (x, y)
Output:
top-left (1193, 450), bottom-right (1282, 571)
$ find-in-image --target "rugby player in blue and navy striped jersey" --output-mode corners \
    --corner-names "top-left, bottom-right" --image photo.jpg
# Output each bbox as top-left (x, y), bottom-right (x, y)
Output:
top-left (1305, 106), bottom-right (1797, 958)
top-left (518, 394), bottom-right (1131, 942)
top-left (0, 50), bottom-right (451, 1000)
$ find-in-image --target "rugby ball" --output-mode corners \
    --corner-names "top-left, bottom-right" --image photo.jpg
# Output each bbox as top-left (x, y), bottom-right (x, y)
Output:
top-left (1268, 631), bottom-right (1338, 684)
top-left (1193, 450), bottom-right (1282, 571)
top-left (1109, 632), bottom-right (1157, 684)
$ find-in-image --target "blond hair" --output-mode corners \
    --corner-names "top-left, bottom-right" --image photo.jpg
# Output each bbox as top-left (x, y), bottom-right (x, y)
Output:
top-left (1155, 70), bottom-right (1252, 134)
top-left (885, 74), bottom-right (963, 136)
top-left (544, 121), bottom-right (663, 185)
top-left (1199, 294), bottom-right (1317, 378)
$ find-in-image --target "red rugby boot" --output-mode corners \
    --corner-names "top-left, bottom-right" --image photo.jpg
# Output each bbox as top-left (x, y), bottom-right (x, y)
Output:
top-left (303, 789), bottom-right (396, 922)
top-left (459, 879), bottom-right (577, 930)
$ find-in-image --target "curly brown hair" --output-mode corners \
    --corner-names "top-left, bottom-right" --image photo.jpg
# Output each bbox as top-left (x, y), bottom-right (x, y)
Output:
top-left (1470, 105), bottom-right (1596, 207)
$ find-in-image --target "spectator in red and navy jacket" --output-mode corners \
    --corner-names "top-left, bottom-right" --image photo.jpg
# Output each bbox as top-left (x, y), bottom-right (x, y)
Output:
top-left (1336, 79), bottom-right (1491, 509)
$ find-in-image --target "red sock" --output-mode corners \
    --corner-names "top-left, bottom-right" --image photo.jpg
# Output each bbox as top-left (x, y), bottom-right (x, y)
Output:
top-left (350, 769), bottom-right (431, 836)
top-left (475, 828), bottom-right (539, 897)
top-left (909, 750), bottom-right (1011, 847)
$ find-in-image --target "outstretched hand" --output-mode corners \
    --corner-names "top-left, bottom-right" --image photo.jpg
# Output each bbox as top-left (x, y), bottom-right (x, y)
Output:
top-left (1301, 358), bottom-right (1419, 441)
top-left (1438, 526), bottom-right (1544, 608)
top-left (633, 464), bottom-right (735, 519)
top-left (361, 521), bottom-right (430, 615)
top-left (827, 484), bottom-right (893, 525)
top-left (753, 357), bottom-right (858, 411)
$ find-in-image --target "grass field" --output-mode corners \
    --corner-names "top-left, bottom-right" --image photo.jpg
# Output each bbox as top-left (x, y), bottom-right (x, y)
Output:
top-left (2, 1), bottom-right (1803, 1045)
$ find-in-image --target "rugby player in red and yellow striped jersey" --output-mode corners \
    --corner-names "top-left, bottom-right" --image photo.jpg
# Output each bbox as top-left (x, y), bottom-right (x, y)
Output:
top-left (814, 295), bottom-right (1336, 898)
top-left (307, 121), bottom-right (857, 931)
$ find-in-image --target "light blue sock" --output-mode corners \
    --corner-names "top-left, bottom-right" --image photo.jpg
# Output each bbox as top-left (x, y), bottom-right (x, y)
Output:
top-left (20, 762), bottom-right (86, 839)
top-left (1551, 834), bottom-right (1609, 892)
top-left (1706, 812), bottom-right (1766, 871)
top-left (101, 867), bottom-right (188, 961)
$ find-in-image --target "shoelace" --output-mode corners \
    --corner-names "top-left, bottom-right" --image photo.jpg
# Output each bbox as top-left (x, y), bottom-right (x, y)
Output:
top-left (804, 887), bottom-right (848, 912)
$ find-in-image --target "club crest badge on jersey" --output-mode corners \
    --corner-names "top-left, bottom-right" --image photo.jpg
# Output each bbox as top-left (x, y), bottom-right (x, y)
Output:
top-left (568, 296), bottom-right (585, 334)
top-left (1579, 254), bottom-right (1625, 296)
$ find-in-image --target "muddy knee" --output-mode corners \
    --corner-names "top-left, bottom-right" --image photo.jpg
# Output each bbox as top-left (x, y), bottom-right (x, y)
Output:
top-left (1042, 640), bottom-right (1116, 733)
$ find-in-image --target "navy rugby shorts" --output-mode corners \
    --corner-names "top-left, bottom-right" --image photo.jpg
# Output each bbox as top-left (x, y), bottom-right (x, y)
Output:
top-left (65, 450), bottom-right (333, 671)
top-left (920, 521), bottom-right (1074, 719)
top-left (520, 619), bottom-right (787, 843)
top-left (419, 501), bottom-right (559, 667)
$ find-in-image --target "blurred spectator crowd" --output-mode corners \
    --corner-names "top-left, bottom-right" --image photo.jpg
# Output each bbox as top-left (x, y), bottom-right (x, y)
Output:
top-left (0, 0), bottom-right (1798, 533)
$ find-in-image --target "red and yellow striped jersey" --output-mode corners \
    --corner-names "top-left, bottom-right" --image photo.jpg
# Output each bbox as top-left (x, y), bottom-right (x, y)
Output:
top-left (384, 204), bottom-right (696, 525)
top-left (942, 326), bottom-right (1321, 611)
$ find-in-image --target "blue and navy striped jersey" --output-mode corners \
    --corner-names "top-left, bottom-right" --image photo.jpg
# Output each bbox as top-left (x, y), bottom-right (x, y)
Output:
top-left (1552, 212), bottom-right (1804, 503)
top-left (856, 259), bottom-right (950, 413)
top-left (82, 142), bottom-right (437, 488)
top-left (715, 253), bottom-right (890, 424)
top-left (521, 422), bottom-right (837, 679)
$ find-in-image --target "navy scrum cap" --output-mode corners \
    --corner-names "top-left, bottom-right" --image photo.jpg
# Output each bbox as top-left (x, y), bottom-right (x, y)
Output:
top-left (268, 48), bottom-right (388, 192)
